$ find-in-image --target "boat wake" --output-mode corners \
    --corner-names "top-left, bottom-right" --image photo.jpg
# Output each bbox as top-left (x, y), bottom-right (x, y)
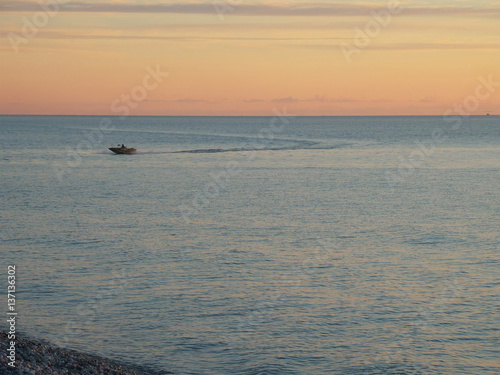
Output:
top-left (141, 140), bottom-right (352, 155)
top-left (101, 140), bottom-right (354, 155)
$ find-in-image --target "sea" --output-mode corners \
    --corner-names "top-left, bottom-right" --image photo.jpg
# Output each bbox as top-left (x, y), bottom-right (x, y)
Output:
top-left (1, 115), bottom-right (499, 374)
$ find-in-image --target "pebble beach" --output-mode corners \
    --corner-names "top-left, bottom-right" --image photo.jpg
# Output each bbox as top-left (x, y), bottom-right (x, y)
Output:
top-left (1, 331), bottom-right (171, 374)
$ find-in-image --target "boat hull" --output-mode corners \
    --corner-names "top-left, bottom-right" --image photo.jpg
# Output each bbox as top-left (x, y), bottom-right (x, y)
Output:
top-left (109, 147), bottom-right (137, 154)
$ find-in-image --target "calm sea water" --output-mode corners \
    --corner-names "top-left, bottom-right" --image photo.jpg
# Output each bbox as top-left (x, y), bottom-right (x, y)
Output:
top-left (1, 115), bottom-right (499, 374)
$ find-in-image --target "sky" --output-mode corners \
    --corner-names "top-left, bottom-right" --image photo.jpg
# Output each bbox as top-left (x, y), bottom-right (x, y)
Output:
top-left (0, 0), bottom-right (499, 116)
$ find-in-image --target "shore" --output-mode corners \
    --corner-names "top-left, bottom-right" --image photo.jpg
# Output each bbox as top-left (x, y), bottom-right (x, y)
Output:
top-left (1, 331), bottom-right (171, 374)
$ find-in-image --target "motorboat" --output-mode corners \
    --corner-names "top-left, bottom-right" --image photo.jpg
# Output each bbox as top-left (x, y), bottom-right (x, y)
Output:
top-left (109, 145), bottom-right (137, 154)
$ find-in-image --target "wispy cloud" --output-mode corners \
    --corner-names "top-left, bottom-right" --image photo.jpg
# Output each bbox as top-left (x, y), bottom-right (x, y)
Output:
top-left (364, 42), bottom-right (500, 50)
top-left (269, 96), bottom-right (360, 104)
top-left (243, 99), bottom-right (266, 103)
top-left (308, 95), bottom-right (360, 103)
top-left (272, 96), bottom-right (300, 103)
top-left (3, 29), bottom-right (498, 52)
top-left (291, 42), bottom-right (500, 51)
top-left (419, 96), bottom-right (437, 103)
top-left (0, 30), bottom-right (349, 42)
top-left (1, 1), bottom-right (499, 17)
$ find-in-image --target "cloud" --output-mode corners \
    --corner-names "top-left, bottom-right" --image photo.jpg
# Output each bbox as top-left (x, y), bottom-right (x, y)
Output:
top-left (174, 99), bottom-right (208, 103)
top-left (308, 95), bottom-right (360, 103)
top-left (420, 96), bottom-right (437, 103)
top-left (5, 28), bottom-right (498, 53)
top-left (250, 96), bottom-right (376, 104)
top-left (146, 98), bottom-right (210, 104)
top-left (243, 99), bottom-right (266, 103)
top-left (272, 96), bottom-right (300, 103)
top-left (7, 31), bottom-right (348, 42)
top-left (291, 42), bottom-right (500, 51)
top-left (1, 1), bottom-right (499, 18)
top-left (368, 42), bottom-right (500, 50)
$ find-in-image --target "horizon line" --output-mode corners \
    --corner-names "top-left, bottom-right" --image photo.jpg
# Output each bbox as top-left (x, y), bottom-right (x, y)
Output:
top-left (0, 114), bottom-right (496, 117)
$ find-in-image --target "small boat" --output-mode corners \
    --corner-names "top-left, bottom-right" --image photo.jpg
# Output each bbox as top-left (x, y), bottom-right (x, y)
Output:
top-left (109, 145), bottom-right (137, 154)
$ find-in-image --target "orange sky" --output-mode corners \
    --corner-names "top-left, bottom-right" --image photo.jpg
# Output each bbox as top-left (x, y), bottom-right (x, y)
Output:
top-left (0, 1), bottom-right (499, 115)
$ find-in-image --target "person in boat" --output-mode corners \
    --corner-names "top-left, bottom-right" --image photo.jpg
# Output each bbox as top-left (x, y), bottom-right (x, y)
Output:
top-left (121, 144), bottom-right (126, 149)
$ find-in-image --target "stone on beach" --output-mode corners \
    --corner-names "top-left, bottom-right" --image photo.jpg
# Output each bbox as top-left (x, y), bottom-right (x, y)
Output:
top-left (0, 331), bottom-right (171, 374)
